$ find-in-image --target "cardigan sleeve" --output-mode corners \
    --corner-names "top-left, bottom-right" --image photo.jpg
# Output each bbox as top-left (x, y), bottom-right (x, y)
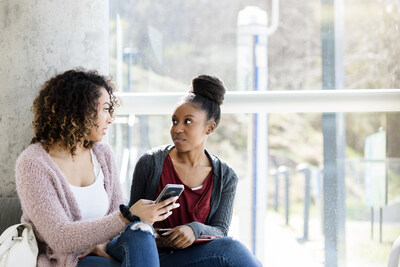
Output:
top-left (187, 166), bottom-right (238, 238)
top-left (15, 154), bottom-right (126, 254)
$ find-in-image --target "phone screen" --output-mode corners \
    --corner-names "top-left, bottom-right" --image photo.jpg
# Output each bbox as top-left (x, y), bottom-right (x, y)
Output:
top-left (155, 184), bottom-right (184, 203)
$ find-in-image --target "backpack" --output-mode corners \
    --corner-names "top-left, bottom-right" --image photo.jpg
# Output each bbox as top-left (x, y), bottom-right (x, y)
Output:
top-left (0, 223), bottom-right (38, 267)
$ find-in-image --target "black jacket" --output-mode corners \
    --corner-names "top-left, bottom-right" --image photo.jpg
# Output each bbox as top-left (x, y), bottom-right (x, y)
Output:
top-left (129, 144), bottom-right (238, 238)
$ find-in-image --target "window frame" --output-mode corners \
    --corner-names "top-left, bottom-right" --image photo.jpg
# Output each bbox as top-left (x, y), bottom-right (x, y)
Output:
top-left (115, 89), bottom-right (400, 115)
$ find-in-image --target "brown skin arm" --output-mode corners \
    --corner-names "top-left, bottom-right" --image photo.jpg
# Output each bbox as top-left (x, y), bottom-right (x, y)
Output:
top-left (156, 225), bottom-right (196, 249)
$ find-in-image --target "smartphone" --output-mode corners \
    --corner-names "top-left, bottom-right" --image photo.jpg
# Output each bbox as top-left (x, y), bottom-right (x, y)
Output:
top-left (154, 184), bottom-right (184, 203)
top-left (156, 228), bottom-right (171, 236)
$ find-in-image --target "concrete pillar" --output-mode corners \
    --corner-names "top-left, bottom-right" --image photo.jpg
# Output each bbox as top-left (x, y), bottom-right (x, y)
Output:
top-left (0, 0), bottom-right (109, 196)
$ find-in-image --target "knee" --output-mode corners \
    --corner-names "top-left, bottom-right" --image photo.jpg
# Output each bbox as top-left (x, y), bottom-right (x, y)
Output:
top-left (217, 238), bottom-right (262, 266)
top-left (122, 222), bottom-right (155, 238)
top-left (129, 222), bottom-right (154, 235)
top-left (117, 222), bottom-right (156, 244)
top-left (217, 237), bottom-right (246, 251)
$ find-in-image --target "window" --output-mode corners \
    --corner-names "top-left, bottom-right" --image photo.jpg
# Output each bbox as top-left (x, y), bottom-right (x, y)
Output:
top-left (109, 1), bottom-right (400, 266)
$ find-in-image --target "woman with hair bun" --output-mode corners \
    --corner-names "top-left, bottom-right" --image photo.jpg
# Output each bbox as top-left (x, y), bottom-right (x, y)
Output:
top-left (127, 75), bottom-right (262, 266)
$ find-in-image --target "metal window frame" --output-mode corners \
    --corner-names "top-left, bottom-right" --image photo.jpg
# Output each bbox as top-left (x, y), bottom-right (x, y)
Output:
top-left (115, 89), bottom-right (400, 115)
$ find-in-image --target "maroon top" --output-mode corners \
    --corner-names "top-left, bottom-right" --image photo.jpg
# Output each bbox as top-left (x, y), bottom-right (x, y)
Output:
top-left (154, 154), bottom-right (214, 229)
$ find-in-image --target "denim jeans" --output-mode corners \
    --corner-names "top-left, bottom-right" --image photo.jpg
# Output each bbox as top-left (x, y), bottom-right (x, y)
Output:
top-left (78, 222), bottom-right (159, 267)
top-left (77, 256), bottom-right (120, 267)
top-left (158, 237), bottom-right (262, 267)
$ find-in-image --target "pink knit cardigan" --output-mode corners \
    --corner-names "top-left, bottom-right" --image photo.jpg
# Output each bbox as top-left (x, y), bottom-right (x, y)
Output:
top-left (15, 142), bottom-right (127, 267)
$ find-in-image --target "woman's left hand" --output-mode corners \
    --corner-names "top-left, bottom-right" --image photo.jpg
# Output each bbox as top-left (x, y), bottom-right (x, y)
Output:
top-left (78, 241), bottom-right (113, 260)
top-left (161, 225), bottom-right (196, 249)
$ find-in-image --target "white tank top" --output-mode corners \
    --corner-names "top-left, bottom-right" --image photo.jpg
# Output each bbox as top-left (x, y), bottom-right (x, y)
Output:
top-left (69, 150), bottom-right (109, 220)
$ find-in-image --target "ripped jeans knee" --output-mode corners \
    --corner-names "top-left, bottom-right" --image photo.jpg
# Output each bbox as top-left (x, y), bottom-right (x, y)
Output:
top-left (128, 221), bottom-right (156, 236)
top-left (107, 221), bottom-right (160, 266)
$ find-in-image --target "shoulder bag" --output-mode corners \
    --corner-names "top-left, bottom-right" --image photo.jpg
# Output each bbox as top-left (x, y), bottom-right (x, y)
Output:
top-left (0, 223), bottom-right (38, 267)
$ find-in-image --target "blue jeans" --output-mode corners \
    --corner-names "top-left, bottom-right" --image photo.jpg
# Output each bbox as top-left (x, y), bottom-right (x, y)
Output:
top-left (77, 256), bottom-right (120, 267)
top-left (78, 222), bottom-right (159, 267)
top-left (159, 237), bottom-right (262, 267)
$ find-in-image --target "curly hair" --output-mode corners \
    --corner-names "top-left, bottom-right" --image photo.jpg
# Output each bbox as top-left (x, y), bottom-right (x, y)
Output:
top-left (30, 68), bottom-right (118, 155)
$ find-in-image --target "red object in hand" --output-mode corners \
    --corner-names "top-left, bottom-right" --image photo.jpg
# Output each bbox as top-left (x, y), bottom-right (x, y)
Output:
top-left (193, 235), bottom-right (221, 244)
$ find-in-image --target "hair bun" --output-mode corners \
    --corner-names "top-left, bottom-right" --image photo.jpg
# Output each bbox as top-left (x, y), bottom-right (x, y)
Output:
top-left (190, 75), bottom-right (226, 105)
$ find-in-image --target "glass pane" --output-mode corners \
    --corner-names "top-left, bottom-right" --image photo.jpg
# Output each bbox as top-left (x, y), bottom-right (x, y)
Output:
top-left (109, 0), bottom-right (400, 266)
top-left (109, 0), bottom-right (400, 92)
top-left (107, 111), bottom-right (400, 267)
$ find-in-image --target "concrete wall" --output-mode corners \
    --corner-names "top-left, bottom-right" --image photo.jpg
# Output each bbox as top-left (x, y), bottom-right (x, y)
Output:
top-left (0, 0), bottom-right (109, 196)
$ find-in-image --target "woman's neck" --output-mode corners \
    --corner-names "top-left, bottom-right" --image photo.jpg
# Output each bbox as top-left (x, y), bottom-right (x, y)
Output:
top-left (171, 146), bottom-right (209, 167)
top-left (48, 143), bottom-right (88, 161)
top-left (47, 142), bottom-right (95, 187)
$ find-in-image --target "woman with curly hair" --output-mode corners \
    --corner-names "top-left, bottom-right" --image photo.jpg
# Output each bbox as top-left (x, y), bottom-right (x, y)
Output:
top-left (15, 69), bottom-right (179, 267)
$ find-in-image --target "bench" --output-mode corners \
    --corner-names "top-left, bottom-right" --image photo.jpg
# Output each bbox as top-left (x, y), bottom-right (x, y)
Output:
top-left (0, 197), bottom-right (22, 234)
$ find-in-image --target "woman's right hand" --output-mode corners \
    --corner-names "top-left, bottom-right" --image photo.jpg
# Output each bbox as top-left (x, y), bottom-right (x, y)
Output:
top-left (129, 197), bottom-right (180, 225)
top-left (78, 241), bottom-right (112, 260)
